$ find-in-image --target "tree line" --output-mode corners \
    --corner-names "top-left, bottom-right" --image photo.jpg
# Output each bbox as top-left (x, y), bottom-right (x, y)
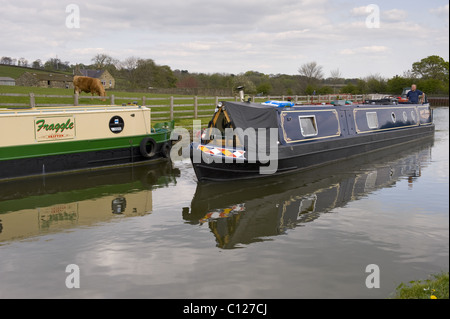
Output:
top-left (1, 54), bottom-right (448, 95)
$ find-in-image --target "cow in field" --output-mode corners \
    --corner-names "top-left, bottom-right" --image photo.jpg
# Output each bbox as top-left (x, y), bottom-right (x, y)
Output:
top-left (73, 76), bottom-right (106, 101)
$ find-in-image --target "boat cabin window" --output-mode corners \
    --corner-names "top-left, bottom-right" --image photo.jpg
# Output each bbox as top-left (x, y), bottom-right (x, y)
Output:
top-left (366, 112), bottom-right (379, 129)
top-left (299, 115), bottom-right (318, 137)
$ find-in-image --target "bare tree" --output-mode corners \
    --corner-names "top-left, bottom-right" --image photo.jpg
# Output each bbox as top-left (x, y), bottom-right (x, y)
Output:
top-left (91, 54), bottom-right (114, 69)
top-left (330, 68), bottom-right (343, 93)
top-left (1, 56), bottom-right (13, 65)
top-left (298, 61), bottom-right (324, 83)
top-left (118, 56), bottom-right (139, 85)
top-left (330, 68), bottom-right (342, 80)
top-left (298, 61), bottom-right (324, 93)
top-left (120, 56), bottom-right (139, 71)
top-left (402, 69), bottom-right (416, 79)
top-left (18, 57), bottom-right (28, 67)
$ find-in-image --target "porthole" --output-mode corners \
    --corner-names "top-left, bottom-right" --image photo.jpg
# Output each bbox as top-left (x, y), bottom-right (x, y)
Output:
top-left (391, 112), bottom-right (396, 123)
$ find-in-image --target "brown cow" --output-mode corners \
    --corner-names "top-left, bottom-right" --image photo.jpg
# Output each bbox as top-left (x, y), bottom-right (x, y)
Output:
top-left (73, 76), bottom-right (106, 101)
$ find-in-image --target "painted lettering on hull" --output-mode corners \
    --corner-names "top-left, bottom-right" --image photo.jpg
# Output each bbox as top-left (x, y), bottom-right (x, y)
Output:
top-left (35, 117), bottom-right (75, 141)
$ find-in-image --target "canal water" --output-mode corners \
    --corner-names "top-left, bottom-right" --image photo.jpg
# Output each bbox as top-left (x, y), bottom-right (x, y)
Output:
top-left (0, 107), bottom-right (448, 299)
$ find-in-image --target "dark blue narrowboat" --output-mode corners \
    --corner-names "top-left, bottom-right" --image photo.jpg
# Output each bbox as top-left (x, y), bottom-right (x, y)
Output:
top-left (190, 96), bottom-right (434, 181)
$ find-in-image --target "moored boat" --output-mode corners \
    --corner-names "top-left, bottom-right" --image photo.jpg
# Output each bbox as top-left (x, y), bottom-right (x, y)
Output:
top-left (190, 95), bottom-right (434, 181)
top-left (0, 104), bottom-right (174, 180)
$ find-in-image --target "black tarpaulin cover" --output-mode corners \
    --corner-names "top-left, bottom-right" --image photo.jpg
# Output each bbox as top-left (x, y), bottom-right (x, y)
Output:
top-left (222, 101), bottom-right (279, 154)
top-left (223, 101), bottom-right (279, 130)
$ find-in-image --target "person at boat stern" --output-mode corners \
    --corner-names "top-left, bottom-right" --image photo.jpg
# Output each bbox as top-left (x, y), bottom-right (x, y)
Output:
top-left (407, 84), bottom-right (425, 104)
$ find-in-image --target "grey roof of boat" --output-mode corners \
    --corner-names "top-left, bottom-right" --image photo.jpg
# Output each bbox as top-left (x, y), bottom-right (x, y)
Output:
top-left (223, 101), bottom-right (279, 130)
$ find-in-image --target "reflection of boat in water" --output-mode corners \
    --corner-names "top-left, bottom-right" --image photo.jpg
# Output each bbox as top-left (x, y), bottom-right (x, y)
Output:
top-left (184, 137), bottom-right (433, 249)
top-left (0, 161), bottom-right (179, 243)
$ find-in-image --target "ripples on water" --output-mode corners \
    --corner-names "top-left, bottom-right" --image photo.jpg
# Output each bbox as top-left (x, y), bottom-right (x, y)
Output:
top-left (0, 107), bottom-right (448, 299)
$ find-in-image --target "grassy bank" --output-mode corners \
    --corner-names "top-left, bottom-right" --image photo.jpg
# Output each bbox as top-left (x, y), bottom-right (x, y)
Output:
top-left (0, 86), bottom-right (221, 127)
top-left (0, 65), bottom-right (72, 79)
top-left (391, 272), bottom-right (449, 299)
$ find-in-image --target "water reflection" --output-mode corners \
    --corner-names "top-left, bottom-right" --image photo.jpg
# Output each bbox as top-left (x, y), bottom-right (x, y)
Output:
top-left (184, 138), bottom-right (433, 249)
top-left (0, 161), bottom-right (180, 243)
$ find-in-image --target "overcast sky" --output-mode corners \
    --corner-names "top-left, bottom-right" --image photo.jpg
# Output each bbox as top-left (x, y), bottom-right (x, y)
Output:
top-left (0, 0), bottom-right (448, 78)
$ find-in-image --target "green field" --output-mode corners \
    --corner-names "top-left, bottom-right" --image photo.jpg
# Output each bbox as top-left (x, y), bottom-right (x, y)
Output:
top-left (0, 64), bottom-right (72, 79)
top-left (0, 85), bottom-right (235, 127)
top-left (0, 64), bottom-right (226, 126)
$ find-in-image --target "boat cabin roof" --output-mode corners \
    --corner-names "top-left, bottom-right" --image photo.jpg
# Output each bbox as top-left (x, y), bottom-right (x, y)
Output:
top-left (217, 100), bottom-right (424, 129)
top-left (0, 105), bottom-right (148, 117)
top-left (221, 101), bottom-right (279, 131)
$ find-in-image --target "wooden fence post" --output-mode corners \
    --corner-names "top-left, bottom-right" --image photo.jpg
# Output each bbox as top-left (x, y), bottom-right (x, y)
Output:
top-left (170, 96), bottom-right (174, 121)
top-left (142, 96), bottom-right (146, 106)
top-left (29, 93), bottom-right (36, 108)
top-left (194, 96), bottom-right (198, 119)
top-left (111, 94), bottom-right (115, 105)
top-left (74, 93), bottom-right (78, 106)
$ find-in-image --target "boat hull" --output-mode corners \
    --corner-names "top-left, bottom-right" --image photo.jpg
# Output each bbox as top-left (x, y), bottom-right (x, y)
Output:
top-left (191, 123), bottom-right (435, 181)
top-left (0, 139), bottom-right (170, 180)
top-left (0, 105), bottom-right (173, 180)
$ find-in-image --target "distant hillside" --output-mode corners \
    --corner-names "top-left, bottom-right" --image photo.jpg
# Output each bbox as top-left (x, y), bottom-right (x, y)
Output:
top-left (0, 64), bottom-right (72, 79)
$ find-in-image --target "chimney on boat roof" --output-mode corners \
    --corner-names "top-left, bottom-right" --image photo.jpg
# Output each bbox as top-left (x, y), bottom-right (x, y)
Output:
top-left (236, 86), bottom-right (244, 102)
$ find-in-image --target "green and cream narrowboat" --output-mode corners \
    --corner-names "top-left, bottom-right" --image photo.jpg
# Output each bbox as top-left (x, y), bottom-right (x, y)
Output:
top-left (0, 104), bottom-right (174, 180)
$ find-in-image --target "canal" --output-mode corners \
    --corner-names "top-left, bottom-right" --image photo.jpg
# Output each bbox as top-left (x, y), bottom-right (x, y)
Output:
top-left (0, 107), bottom-right (448, 299)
